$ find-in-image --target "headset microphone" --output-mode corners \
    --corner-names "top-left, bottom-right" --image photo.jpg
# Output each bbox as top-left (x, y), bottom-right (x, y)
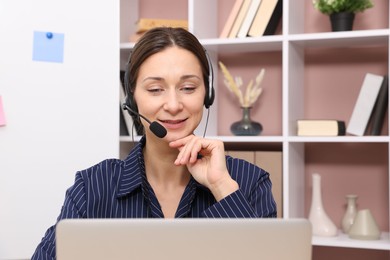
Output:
top-left (122, 104), bottom-right (167, 138)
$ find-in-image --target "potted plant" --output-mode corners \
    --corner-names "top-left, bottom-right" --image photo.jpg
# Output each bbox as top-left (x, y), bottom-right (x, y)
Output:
top-left (312, 0), bottom-right (374, 31)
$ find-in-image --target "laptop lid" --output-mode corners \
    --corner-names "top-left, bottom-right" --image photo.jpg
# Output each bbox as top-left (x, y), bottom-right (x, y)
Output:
top-left (56, 218), bottom-right (312, 260)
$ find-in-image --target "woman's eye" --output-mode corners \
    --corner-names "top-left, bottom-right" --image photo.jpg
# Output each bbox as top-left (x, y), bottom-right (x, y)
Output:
top-left (148, 88), bottom-right (163, 94)
top-left (181, 84), bottom-right (196, 93)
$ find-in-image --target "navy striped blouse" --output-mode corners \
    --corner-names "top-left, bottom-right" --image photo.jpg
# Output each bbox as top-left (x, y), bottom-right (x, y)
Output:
top-left (31, 137), bottom-right (277, 260)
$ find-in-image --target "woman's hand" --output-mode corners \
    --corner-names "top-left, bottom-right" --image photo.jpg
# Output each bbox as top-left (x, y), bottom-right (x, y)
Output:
top-left (169, 135), bottom-right (239, 201)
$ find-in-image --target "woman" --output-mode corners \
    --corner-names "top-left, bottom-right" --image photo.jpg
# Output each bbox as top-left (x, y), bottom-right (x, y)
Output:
top-left (32, 27), bottom-right (276, 260)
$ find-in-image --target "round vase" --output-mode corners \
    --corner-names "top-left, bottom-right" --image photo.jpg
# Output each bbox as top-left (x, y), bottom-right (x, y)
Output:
top-left (230, 107), bottom-right (262, 136)
top-left (308, 173), bottom-right (338, 237)
top-left (341, 194), bottom-right (358, 234)
top-left (329, 12), bottom-right (355, 32)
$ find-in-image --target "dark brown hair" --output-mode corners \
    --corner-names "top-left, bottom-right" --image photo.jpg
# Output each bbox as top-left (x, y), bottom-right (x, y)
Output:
top-left (125, 27), bottom-right (210, 100)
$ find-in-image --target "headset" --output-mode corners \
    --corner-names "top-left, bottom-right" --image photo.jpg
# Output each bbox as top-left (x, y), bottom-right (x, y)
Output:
top-left (123, 49), bottom-right (215, 116)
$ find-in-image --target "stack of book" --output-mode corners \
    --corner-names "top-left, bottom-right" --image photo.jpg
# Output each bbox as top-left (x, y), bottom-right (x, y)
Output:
top-left (219, 0), bottom-right (282, 39)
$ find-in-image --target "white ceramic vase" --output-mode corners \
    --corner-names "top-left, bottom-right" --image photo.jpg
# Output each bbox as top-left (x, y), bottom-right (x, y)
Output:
top-left (341, 194), bottom-right (358, 234)
top-left (308, 173), bottom-right (338, 236)
top-left (349, 209), bottom-right (381, 240)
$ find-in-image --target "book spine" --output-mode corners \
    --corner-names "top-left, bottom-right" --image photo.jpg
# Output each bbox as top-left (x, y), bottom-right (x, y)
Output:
top-left (337, 121), bottom-right (346, 136)
top-left (219, 0), bottom-right (244, 38)
top-left (237, 0), bottom-right (262, 38)
top-left (369, 75), bottom-right (388, 135)
top-left (263, 0), bottom-right (282, 35)
top-left (228, 0), bottom-right (252, 38)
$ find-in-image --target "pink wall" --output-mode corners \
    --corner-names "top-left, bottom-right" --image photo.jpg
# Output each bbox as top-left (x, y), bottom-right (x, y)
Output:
top-left (139, 0), bottom-right (188, 20)
top-left (305, 46), bottom-right (388, 134)
top-left (217, 52), bottom-right (283, 136)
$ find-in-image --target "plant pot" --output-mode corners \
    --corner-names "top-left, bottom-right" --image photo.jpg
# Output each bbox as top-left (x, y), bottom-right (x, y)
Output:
top-left (329, 12), bottom-right (355, 32)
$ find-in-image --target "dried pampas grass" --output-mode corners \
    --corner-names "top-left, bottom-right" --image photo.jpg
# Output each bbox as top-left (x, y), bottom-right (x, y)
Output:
top-left (219, 61), bottom-right (264, 108)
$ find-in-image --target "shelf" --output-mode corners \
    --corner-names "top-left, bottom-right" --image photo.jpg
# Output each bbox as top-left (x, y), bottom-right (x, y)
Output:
top-left (288, 136), bottom-right (390, 143)
top-left (201, 36), bottom-right (283, 53)
top-left (120, 135), bottom-right (284, 143)
top-left (288, 29), bottom-right (389, 48)
top-left (120, 36), bottom-right (283, 53)
top-left (203, 136), bottom-right (389, 144)
top-left (120, 30), bottom-right (389, 51)
top-left (312, 231), bottom-right (390, 251)
top-left (119, 0), bottom-right (390, 254)
top-left (121, 135), bottom-right (390, 144)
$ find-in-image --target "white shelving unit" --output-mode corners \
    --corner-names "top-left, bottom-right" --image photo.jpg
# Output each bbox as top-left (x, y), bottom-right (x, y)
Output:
top-left (120, 0), bottom-right (390, 253)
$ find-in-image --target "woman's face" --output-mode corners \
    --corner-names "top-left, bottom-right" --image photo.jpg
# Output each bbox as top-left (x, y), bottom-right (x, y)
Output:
top-left (134, 46), bottom-right (206, 142)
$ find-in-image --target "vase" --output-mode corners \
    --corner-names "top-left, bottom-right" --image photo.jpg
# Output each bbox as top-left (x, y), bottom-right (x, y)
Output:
top-left (341, 194), bottom-right (358, 234)
top-left (308, 173), bottom-right (338, 237)
top-left (349, 209), bottom-right (381, 240)
top-left (329, 12), bottom-right (355, 32)
top-left (230, 107), bottom-right (262, 136)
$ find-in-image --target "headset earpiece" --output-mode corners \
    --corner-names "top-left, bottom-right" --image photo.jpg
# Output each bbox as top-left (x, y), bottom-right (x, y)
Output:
top-left (123, 57), bottom-right (139, 117)
top-left (204, 50), bottom-right (215, 109)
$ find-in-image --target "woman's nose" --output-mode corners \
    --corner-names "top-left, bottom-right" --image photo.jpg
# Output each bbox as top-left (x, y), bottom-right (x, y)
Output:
top-left (163, 90), bottom-right (183, 113)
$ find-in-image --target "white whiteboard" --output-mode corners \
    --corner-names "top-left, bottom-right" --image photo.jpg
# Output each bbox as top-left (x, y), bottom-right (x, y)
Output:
top-left (0, 0), bottom-right (119, 258)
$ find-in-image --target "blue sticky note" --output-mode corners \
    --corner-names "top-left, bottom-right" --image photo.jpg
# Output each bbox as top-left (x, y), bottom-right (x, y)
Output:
top-left (32, 31), bottom-right (64, 63)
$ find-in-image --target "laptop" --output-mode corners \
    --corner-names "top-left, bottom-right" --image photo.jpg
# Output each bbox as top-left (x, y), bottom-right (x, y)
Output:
top-left (56, 218), bottom-right (312, 260)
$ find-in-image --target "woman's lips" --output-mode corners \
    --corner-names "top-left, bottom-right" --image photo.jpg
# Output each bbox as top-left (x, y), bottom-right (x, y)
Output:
top-left (160, 119), bottom-right (187, 130)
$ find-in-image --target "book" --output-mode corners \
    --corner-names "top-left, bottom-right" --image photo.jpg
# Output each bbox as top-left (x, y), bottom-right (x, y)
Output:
top-left (263, 0), bottom-right (282, 35)
top-left (237, 0), bottom-right (262, 38)
top-left (297, 120), bottom-right (346, 136)
top-left (228, 0), bottom-right (252, 38)
top-left (247, 0), bottom-right (281, 37)
top-left (219, 0), bottom-right (245, 38)
top-left (369, 75), bottom-right (388, 135)
top-left (346, 73), bottom-right (384, 136)
top-left (136, 18), bottom-right (188, 33)
top-left (225, 150), bottom-right (283, 218)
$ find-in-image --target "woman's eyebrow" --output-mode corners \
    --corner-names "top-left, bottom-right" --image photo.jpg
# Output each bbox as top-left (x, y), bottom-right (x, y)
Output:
top-left (180, 75), bottom-right (201, 81)
top-left (142, 76), bottom-right (164, 83)
top-left (142, 75), bottom-right (201, 83)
